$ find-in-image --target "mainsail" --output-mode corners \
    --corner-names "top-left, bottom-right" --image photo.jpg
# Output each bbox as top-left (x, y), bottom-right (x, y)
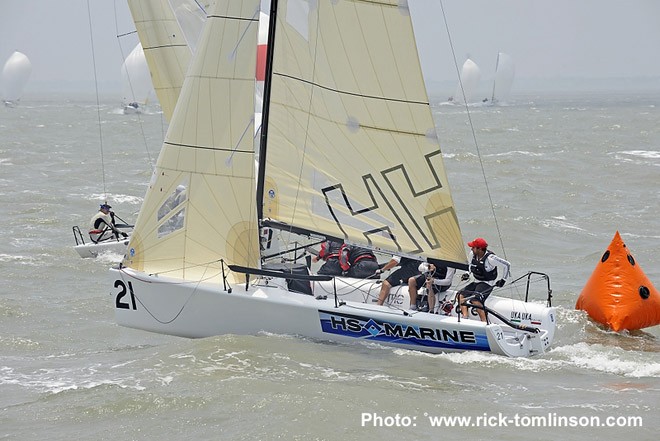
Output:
top-left (127, 0), bottom-right (193, 122)
top-left (262, 0), bottom-right (467, 267)
top-left (122, 0), bottom-right (261, 284)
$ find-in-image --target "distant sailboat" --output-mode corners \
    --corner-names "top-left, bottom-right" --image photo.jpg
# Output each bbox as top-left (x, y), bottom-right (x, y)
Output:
top-left (490, 52), bottom-right (515, 104)
top-left (452, 57), bottom-right (481, 105)
top-left (121, 43), bottom-right (156, 114)
top-left (2, 51), bottom-right (32, 106)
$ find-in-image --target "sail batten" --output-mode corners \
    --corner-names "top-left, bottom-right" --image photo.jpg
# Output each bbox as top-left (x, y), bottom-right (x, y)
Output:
top-left (273, 72), bottom-right (430, 106)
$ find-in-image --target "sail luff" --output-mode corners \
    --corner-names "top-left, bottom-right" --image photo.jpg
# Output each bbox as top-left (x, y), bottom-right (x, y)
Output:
top-left (262, 0), bottom-right (467, 267)
top-left (122, 0), bottom-right (262, 284)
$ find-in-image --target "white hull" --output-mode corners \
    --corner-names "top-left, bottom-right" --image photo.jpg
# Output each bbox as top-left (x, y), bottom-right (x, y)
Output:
top-left (110, 267), bottom-right (555, 357)
top-left (75, 238), bottom-right (129, 258)
top-left (122, 105), bottom-right (141, 115)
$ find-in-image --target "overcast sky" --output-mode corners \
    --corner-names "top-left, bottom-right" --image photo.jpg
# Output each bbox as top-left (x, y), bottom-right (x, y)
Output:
top-left (2, 0), bottom-right (660, 99)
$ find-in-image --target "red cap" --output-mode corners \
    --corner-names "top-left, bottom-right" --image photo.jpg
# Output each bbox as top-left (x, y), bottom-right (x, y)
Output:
top-left (468, 237), bottom-right (488, 249)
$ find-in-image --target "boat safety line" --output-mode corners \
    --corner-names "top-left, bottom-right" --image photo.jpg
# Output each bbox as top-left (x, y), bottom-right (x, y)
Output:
top-left (465, 302), bottom-right (540, 334)
top-left (117, 269), bottom-right (203, 325)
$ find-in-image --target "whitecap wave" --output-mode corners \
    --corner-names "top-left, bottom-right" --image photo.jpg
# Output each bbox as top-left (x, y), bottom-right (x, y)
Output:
top-left (549, 342), bottom-right (660, 378)
top-left (540, 217), bottom-right (586, 232)
top-left (617, 150), bottom-right (660, 159)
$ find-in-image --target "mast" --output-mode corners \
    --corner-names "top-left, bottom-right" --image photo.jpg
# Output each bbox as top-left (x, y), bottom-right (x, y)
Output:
top-left (256, 0), bottom-right (278, 221)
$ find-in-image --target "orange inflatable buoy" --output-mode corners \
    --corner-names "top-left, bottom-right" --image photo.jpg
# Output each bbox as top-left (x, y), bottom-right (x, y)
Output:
top-left (576, 231), bottom-right (660, 331)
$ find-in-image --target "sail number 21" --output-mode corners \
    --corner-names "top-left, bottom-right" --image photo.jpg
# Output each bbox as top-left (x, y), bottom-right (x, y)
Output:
top-left (114, 280), bottom-right (137, 310)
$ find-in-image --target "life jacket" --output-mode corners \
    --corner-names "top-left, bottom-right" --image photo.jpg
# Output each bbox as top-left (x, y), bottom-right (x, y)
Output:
top-left (433, 265), bottom-right (448, 280)
top-left (340, 246), bottom-right (376, 271)
top-left (349, 247), bottom-right (376, 264)
top-left (318, 241), bottom-right (343, 261)
top-left (469, 251), bottom-right (497, 281)
top-left (90, 211), bottom-right (113, 231)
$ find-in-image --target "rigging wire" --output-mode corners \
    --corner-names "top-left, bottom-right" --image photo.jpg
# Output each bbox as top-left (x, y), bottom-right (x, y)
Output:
top-left (86, 0), bottom-right (107, 199)
top-left (112, 0), bottom-right (155, 171)
top-left (438, 0), bottom-right (507, 261)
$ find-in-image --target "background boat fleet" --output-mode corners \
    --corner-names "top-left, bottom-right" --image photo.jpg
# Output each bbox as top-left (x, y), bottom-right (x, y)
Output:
top-left (2, 47), bottom-right (515, 111)
top-left (447, 53), bottom-right (515, 105)
top-left (1, 44), bottom-right (154, 113)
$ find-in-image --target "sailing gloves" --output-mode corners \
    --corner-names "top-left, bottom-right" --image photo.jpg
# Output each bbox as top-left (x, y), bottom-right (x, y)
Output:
top-left (495, 279), bottom-right (506, 287)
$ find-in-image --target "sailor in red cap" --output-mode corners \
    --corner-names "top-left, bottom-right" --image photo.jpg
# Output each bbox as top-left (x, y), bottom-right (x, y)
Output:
top-left (458, 237), bottom-right (511, 321)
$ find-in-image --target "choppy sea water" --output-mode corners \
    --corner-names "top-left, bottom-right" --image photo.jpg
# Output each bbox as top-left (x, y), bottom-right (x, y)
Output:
top-left (1, 94), bottom-right (658, 440)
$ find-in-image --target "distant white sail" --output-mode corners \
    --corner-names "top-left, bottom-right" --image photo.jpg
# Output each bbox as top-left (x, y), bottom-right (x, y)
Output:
top-left (491, 52), bottom-right (515, 103)
top-left (2, 51), bottom-right (32, 105)
top-left (121, 43), bottom-right (156, 111)
top-left (453, 58), bottom-right (481, 104)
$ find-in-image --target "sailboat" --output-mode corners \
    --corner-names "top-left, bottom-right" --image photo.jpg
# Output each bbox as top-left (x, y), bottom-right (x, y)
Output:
top-left (73, 207), bottom-right (133, 258)
top-left (489, 52), bottom-right (515, 104)
top-left (121, 43), bottom-right (155, 114)
top-left (2, 51), bottom-right (32, 107)
top-left (451, 57), bottom-right (481, 105)
top-left (109, 0), bottom-right (556, 357)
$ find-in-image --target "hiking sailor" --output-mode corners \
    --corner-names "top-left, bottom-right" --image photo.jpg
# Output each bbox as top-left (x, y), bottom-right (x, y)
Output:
top-left (339, 245), bottom-right (380, 279)
top-left (409, 259), bottom-right (455, 313)
top-left (89, 203), bottom-right (127, 243)
top-left (313, 240), bottom-right (344, 276)
top-left (458, 237), bottom-right (510, 321)
top-left (376, 255), bottom-right (422, 306)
